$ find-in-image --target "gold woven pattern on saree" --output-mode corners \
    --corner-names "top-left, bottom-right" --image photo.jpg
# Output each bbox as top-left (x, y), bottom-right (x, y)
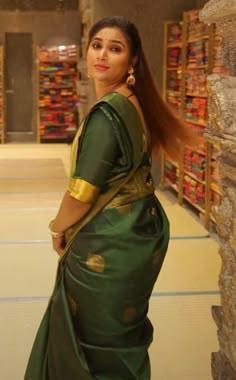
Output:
top-left (105, 165), bottom-right (154, 209)
top-left (86, 253), bottom-right (105, 273)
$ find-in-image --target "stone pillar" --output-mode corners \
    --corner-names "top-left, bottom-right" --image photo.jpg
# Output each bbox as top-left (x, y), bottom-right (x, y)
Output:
top-left (200, 1), bottom-right (236, 379)
top-left (78, 0), bottom-right (95, 120)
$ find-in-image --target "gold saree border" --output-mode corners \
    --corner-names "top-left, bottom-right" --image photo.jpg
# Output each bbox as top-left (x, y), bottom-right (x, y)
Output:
top-left (68, 178), bottom-right (99, 203)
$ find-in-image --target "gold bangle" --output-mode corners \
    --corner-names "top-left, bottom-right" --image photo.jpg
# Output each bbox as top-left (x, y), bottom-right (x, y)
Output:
top-left (48, 220), bottom-right (64, 239)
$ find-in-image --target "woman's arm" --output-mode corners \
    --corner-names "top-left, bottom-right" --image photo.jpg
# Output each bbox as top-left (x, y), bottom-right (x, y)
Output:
top-left (50, 108), bottom-right (120, 255)
top-left (51, 190), bottom-right (91, 232)
top-left (49, 191), bottom-right (92, 255)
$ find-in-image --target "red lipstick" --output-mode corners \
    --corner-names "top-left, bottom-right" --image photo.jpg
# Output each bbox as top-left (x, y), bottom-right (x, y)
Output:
top-left (94, 64), bottom-right (109, 71)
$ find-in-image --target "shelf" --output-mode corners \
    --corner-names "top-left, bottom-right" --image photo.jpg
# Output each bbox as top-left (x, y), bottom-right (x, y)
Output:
top-left (39, 85), bottom-right (75, 90)
top-left (39, 106), bottom-right (76, 111)
top-left (187, 35), bottom-right (209, 43)
top-left (40, 123), bottom-right (76, 128)
top-left (40, 136), bottom-right (74, 143)
top-left (183, 195), bottom-right (205, 213)
top-left (40, 59), bottom-right (77, 63)
top-left (184, 170), bottom-right (205, 184)
top-left (164, 177), bottom-right (179, 192)
top-left (185, 145), bottom-right (207, 156)
top-left (40, 134), bottom-right (76, 140)
top-left (186, 92), bottom-right (207, 98)
top-left (0, 46), bottom-right (3, 144)
top-left (210, 215), bottom-right (216, 224)
top-left (38, 45), bottom-right (78, 145)
top-left (39, 71), bottom-right (77, 76)
top-left (166, 90), bottom-right (181, 95)
top-left (186, 65), bottom-right (207, 70)
top-left (211, 184), bottom-right (222, 196)
top-left (167, 67), bottom-right (182, 71)
top-left (165, 158), bottom-right (179, 168)
top-left (162, 15), bottom-right (222, 231)
top-left (167, 42), bottom-right (182, 48)
top-left (186, 119), bottom-right (206, 127)
top-left (39, 108), bottom-right (75, 112)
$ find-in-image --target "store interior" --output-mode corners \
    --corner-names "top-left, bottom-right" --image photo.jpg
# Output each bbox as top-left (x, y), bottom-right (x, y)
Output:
top-left (0, 0), bottom-right (231, 379)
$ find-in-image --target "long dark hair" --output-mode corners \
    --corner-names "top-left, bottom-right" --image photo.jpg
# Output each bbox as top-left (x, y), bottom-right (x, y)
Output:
top-left (88, 16), bottom-right (194, 159)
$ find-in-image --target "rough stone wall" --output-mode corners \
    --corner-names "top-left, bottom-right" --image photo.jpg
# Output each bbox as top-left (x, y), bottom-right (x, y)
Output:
top-left (200, 1), bottom-right (236, 378)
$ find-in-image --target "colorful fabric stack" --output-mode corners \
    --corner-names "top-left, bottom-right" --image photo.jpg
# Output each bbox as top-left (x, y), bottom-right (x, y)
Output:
top-left (164, 161), bottom-right (178, 186)
top-left (185, 96), bottom-right (207, 124)
top-left (38, 45), bottom-right (79, 142)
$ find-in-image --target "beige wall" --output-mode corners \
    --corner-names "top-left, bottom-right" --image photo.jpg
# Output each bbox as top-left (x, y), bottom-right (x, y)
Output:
top-left (0, 11), bottom-right (80, 45)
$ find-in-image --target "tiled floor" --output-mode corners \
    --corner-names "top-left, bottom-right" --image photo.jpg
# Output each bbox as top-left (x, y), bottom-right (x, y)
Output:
top-left (0, 144), bottom-right (221, 380)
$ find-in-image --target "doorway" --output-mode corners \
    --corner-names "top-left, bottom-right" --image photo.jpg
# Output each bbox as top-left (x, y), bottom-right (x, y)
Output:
top-left (4, 33), bottom-right (35, 142)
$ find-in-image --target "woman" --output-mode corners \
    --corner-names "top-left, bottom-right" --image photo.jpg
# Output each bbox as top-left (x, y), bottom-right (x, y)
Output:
top-left (24, 16), bottom-right (193, 380)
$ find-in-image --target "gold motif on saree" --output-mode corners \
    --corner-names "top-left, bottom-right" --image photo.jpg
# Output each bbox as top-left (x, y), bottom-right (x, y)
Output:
top-left (105, 165), bottom-right (154, 209)
top-left (68, 178), bottom-right (99, 203)
top-left (123, 306), bottom-right (137, 322)
top-left (86, 253), bottom-right (105, 273)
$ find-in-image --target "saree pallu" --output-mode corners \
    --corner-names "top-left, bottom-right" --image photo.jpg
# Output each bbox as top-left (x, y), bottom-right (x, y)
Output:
top-left (24, 93), bottom-right (169, 380)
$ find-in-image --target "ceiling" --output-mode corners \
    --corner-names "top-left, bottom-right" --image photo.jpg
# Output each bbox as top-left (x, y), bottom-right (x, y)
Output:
top-left (0, 0), bottom-right (79, 11)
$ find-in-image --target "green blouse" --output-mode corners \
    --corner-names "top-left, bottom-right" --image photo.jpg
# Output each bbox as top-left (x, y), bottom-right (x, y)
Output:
top-left (73, 109), bottom-right (120, 188)
top-left (67, 93), bottom-right (150, 204)
top-left (67, 101), bottom-right (132, 203)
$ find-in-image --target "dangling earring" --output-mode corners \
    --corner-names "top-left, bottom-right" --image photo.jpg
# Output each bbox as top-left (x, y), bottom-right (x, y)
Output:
top-left (126, 67), bottom-right (136, 86)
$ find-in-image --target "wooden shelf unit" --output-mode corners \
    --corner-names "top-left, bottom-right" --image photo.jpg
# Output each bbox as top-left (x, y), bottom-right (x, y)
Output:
top-left (0, 46), bottom-right (4, 143)
top-left (161, 10), bottom-right (227, 229)
top-left (37, 45), bottom-right (79, 143)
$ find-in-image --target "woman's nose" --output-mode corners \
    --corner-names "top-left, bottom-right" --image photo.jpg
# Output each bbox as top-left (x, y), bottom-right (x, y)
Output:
top-left (97, 48), bottom-right (107, 61)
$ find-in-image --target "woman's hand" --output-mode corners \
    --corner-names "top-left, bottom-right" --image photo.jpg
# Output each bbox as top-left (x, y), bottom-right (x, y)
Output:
top-left (52, 235), bottom-right (65, 256)
top-left (48, 191), bottom-right (92, 256)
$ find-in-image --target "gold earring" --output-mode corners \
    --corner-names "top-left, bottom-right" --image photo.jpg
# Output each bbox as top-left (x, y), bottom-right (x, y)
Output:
top-left (126, 67), bottom-right (136, 86)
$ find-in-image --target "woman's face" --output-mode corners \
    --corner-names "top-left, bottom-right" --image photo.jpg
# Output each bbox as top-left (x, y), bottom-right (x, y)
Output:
top-left (86, 27), bottom-right (132, 87)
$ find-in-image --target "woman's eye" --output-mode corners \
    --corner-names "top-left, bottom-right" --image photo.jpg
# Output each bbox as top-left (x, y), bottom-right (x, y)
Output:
top-left (92, 43), bottom-right (101, 49)
top-left (110, 46), bottom-right (121, 53)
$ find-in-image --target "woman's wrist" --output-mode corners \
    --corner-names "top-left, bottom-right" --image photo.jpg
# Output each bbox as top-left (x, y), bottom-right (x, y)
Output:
top-left (48, 220), bottom-right (65, 239)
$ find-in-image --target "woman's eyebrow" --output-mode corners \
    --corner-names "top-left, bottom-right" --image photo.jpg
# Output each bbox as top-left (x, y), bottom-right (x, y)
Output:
top-left (92, 37), bottom-right (126, 47)
top-left (110, 39), bottom-right (125, 47)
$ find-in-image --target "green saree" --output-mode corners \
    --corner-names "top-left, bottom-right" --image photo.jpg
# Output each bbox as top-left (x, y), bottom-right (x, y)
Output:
top-left (24, 92), bottom-right (169, 380)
